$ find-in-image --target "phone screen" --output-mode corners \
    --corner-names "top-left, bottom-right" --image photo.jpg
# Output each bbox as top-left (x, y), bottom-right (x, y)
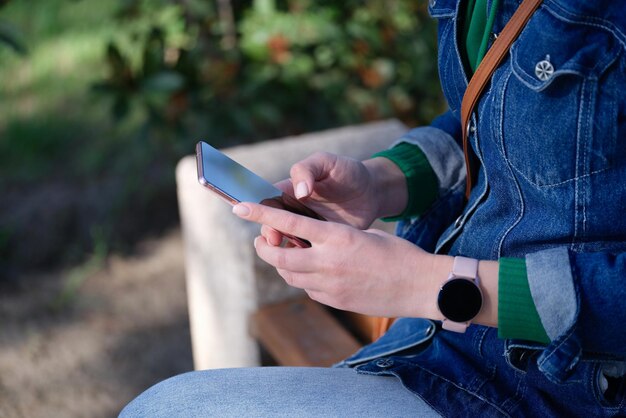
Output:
top-left (195, 141), bottom-right (324, 246)
top-left (197, 141), bottom-right (284, 202)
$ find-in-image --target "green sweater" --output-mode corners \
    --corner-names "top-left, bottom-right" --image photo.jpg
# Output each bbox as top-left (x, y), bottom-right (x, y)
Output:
top-left (374, 0), bottom-right (549, 344)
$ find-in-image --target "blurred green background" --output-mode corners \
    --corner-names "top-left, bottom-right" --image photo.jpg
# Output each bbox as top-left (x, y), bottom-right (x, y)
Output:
top-left (0, 0), bottom-right (443, 280)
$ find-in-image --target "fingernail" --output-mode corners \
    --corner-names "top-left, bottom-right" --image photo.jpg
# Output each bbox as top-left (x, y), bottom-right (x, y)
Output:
top-left (232, 204), bottom-right (250, 217)
top-left (253, 236), bottom-right (259, 249)
top-left (295, 182), bottom-right (309, 199)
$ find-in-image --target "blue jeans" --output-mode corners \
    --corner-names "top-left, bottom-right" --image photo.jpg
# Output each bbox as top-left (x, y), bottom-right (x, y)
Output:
top-left (118, 367), bottom-right (440, 417)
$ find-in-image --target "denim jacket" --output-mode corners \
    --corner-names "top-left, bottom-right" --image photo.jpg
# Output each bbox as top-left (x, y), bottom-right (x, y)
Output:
top-left (339, 0), bottom-right (626, 415)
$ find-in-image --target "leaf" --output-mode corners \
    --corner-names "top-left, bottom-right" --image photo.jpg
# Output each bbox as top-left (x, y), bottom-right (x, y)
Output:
top-left (112, 95), bottom-right (130, 120)
top-left (106, 42), bottom-right (133, 86)
top-left (0, 21), bottom-right (27, 55)
top-left (141, 71), bottom-right (185, 93)
top-left (253, 0), bottom-right (275, 16)
top-left (142, 27), bottom-right (166, 77)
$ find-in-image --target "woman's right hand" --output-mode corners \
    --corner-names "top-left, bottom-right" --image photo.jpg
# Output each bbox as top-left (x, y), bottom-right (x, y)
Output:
top-left (263, 152), bottom-right (408, 245)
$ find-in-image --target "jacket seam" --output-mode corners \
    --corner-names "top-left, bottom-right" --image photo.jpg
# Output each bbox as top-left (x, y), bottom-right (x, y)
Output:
top-left (495, 69), bottom-right (524, 258)
top-left (544, 0), bottom-right (626, 50)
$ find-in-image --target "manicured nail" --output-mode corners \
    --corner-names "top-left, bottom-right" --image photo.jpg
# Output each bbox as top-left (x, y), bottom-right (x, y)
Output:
top-left (232, 204), bottom-right (250, 217)
top-left (295, 182), bottom-right (309, 199)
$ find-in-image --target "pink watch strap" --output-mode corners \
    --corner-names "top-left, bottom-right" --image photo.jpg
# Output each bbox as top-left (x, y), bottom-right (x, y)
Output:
top-left (441, 256), bottom-right (479, 332)
top-left (452, 256), bottom-right (479, 281)
top-left (442, 320), bottom-right (470, 333)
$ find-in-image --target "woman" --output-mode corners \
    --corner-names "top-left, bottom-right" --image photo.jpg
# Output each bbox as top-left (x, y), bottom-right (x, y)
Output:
top-left (121, 0), bottom-right (626, 416)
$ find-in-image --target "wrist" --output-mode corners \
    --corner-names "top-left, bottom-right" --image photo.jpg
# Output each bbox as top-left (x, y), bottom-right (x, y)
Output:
top-left (363, 157), bottom-right (408, 219)
top-left (410, 254), bottom-right (499, 328)
top-left (426, 254), bottom-right (454, 321)
top-left (399, 252), bottom-right (452, 320)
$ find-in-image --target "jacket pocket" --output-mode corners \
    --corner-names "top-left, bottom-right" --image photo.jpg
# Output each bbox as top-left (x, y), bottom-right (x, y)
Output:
top-left (427, 0), bottom-right (456, 19)
top-left (335, 318), bottom-right (437, 368)
top-left (501, 4), bottom-right (620, 187)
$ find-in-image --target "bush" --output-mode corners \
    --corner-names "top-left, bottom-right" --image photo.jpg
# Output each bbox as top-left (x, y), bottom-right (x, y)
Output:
top-left (98, 0), bottom-right (443, 143)
top-left (0, 0), bottom-right (443, 278)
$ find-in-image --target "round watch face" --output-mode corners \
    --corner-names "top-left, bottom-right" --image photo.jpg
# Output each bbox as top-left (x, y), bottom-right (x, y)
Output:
top-left (437, 278), bottom-right (483, 323)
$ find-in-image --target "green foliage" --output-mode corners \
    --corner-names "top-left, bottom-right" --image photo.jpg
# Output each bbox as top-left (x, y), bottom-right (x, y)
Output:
top-left (0, 0), bottom-right (443, 275)
top-left (0, 1), bottom-right (25, 54)
top-left (98, 0), bottom-right (444, 142)
top-left (0, 20), bottom-right (27, 54)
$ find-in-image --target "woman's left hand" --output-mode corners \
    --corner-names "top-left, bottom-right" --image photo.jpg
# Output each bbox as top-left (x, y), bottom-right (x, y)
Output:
top-left (232, 202), bottom-right (448, 319)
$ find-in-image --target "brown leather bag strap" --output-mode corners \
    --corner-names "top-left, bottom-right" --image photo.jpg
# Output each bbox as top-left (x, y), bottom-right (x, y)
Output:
top-left (462, 0), bottom-right (543, 199)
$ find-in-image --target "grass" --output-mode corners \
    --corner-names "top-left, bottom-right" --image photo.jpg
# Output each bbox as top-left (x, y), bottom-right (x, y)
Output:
top-left (0, 0), bottom-right (189, 273)
top-left (51, 227), bottom-right (108, 311)
top-left (0, 1), bottom-right (138, 183)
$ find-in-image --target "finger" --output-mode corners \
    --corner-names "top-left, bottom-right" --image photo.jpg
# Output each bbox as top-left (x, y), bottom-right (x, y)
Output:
top-left (305, 289), bottom-right (334, 308)
top-left (290, 152), bottom-right (337, 199)
top-left (283, 240), bottom-right (297, 249)
top-left (234, 202), bottom-right (328, 243)
top-left (254, 235), bottom-right (317, 273)
top-left (277, 269), bottom-right (321, 292)
top-left (305, 289), bottom-right (322, 302)
top-left (261, 225), bottom-right (283, 247)
top-left (276, 268), bottom-right (304, 289)
top-left (274, 179), bottom-right (294, 195)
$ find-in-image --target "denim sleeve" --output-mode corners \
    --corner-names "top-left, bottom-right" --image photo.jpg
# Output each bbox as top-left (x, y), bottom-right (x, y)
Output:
top-left (388, 117), bottom-right (465, 199)
top-left (429, 109), bottom-right (463, 148)
top-left (526, 247), bottom-right (626, 383)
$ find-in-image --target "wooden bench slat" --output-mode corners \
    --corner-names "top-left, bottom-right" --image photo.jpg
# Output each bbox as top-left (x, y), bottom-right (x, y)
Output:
top-left (250, 297), bottom-right (362, 367)
top-left (335, 311), bottom-right (377, 343)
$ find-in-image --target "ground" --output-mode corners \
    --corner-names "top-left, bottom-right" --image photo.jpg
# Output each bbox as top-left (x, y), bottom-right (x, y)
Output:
top-left (0, 229), bottom-right (193, 418)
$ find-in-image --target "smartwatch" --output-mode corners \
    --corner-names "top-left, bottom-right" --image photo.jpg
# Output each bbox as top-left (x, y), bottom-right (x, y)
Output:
top-left (437, 256), bottom-right (483, 333)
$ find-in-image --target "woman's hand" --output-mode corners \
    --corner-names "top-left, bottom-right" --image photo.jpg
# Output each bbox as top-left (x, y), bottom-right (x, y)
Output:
top-left (263, 152), bottom-right (408, 246)
top-left (234, 202), bottom-right (445, 319)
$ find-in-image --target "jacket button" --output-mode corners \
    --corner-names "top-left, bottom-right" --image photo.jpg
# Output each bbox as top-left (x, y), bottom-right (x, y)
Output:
top-left (375, 358), bottom-right (394, 369)
top-left (534, 55), bottom-right (554, 81)
top-left (454, 216), bottom-right (463, 228)
top-left (429, 0), bottom-right (436, 7)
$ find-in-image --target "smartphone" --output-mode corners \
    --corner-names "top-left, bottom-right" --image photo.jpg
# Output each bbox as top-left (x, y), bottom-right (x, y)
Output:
top-left (195, 141), bottom-right (325, 248)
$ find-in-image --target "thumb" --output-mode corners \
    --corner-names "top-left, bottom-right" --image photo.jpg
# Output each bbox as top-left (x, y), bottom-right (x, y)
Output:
top-left (289, 152), bottom-right (336, 200)
top-left (294, 180), bottom-right (311, 200)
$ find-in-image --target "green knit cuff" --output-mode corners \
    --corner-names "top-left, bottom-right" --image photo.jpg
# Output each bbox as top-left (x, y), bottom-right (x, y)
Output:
top-left (372, 143), bottom-right (438, 222)
top-left (498, 258), bottom-right (550, 344)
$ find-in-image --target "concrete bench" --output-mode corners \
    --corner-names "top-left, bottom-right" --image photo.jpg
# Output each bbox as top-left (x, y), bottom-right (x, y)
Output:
top-left (176, 120), bottom-right (406, 370)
